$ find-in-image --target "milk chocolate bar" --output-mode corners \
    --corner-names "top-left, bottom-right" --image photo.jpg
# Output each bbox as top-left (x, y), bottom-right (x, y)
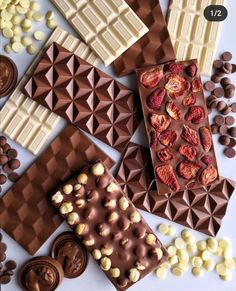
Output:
top-left (51, 161), bottom-right (167, 290)
top-left (136, 60), bottom-right (219, 195)
top-left (24, 42), bottom-right (141, 152)
top-left (0, 125), bottom-right (114, 255)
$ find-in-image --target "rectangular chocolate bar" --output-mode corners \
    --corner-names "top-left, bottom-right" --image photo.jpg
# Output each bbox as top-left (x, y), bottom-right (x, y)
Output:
top-left (167, 0), bottom-right (224, 75)
top-left (136, 60), bottom-right (219, 195)
top-left (51, 161), bottom-right (168, 290)
top-left (113, 0), bottom-right (176, 77)
top-left (0, 27), bottom-right (100, 155)
top-left (0, 125), bottom-right (114, 255)
top-left (23, 42), bottom-right (141, 152)
top-left (116, 142), bottom-right (236, 236)
top-left (50, 0), bottom-right (149, 66)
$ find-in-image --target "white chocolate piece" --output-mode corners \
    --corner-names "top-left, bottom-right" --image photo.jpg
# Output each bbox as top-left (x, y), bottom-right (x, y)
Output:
top-left (46, 19), bottom-right (57, 29)
top-left (169, 255), bottom-right (178, 265)
top-left (33, 12), bottom-right (44, 21)
top-left (46, 10), bottom-right (54, 20)
top-left (174, 238), bottom-right (185, 250)
top-left (167, 245), bottom-right (177, 257)
top-left (220, 272), bottom-right (232, 281)
top-left (201, 250), bottom-right (211, 261)
top-left (166, 225), bottom-right (176, 236)
top-left (171, 266), bottom-right (184, 277)
top-left (192, 267), bottom-right (203, 277)
top-left (224, 258), bottom-right (235, 270)
top-left (4, 43), bottom-right (12, 54)
top-left (156, 267), bottom-right (167, 279)
top-left (191, 256), bottom-right (203, 268)
top-left (12, 41), bottom-right (23, 52)
top-left (30, 1), bottom-right (40, 11)
top-left (216, 263), bottom-right (228, 276)
top-left (21, 36), bottom-right (32, 46)
top-left (27, 44), bottom-right (37, 55)
top-left (12, 15), bottom-right (21, 25)
top-left (2, 27), bottom-right (13, 38)
top-left (34, 30), bottom-right (45, 41)
top-left (20, 0), bottom-right (30, 8)
top-left (197, 240), bottom-right (207, 251)
top-left (203, 259), bottom-right (215, 272)
top-left (207, 238), bottom-right (218, 253)
top-left (158, 223), bottom-right (169, 235)
top-left (186, 243), bottom-right (197, 254)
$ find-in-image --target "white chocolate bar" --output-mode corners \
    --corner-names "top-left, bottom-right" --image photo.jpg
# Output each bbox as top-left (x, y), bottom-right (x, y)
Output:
top-left (0, 27), bottom-right (100, 155)
top-left (50, 0), bottom-right (149, 66)
top-left (167, 0), bottom-right (224, 75)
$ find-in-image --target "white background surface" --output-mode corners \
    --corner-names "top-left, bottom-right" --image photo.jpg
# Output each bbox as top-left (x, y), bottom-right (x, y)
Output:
top-left (0, 0), bottom-right (236, 290)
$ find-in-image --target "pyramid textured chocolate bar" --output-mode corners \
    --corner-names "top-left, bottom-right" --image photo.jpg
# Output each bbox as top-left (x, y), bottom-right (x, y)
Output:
top-left (24, 42), bottom-right (141, 152)
top-left (0, 125), bottom-right (114, 255)
top-left (50, 0), bottom-right (149, 66)
top-left (136, 60), bottom-right (219, 195)
top-left (0, 27), bottom-right (100, 155)
top-left (167, 0), bottom-right (224, 75)
top-left (113, 0), bottom-right (176, 77)
top-left (116, 143), bottom-right (236, 236)
top-left (51, 161), bottom-right (168, 290)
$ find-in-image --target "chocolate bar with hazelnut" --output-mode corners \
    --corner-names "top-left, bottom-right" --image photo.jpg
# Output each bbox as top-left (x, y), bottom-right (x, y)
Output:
top-left (51, 161), bottom-right (168, 290)
top-left (136, 60), bottom-right (219, 195)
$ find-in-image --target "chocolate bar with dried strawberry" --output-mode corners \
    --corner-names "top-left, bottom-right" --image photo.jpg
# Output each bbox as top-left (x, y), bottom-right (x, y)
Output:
top-left (136, 60), bottom-right (219, 195)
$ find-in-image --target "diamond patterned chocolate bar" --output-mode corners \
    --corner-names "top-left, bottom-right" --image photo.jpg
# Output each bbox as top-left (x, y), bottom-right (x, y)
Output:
top-left (50, 0), bottom-right (149, 66)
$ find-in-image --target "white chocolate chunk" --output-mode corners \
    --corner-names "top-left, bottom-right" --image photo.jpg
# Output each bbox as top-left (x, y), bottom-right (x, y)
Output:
top-left (171, 266), bottom-right (184, 277)
top-left (192, 267), bottom-right (204, 277)
top-left (2, 27), bottom-right (13, 38)
top-left (203, 259), bottom-right (216, 272)
top-left (156, 267), bottom-right (167, 280)
top-left (21, 36), bottom-right (32, 46)
top-left (174, 238), bottom-right (185, 250)
top-left (12, 41), bottom-right (23, 52)
top-left (46, 10), bottom-right (54, 20)
top-left (46, 19), bottom-right (57, 29)
top-left (158, 224), bottom-right (169, 235)
top-left (34, 30), bottom-right (45, 41)
top-left (33, 12), bottom-right (44, 21)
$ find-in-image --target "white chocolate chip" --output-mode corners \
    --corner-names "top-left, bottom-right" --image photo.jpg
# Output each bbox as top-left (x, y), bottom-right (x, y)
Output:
top-left (197, 240), bottom-right (207, 251)
top-left (145, 233), bottom-right (156, 246)
top-left (77, 173), bottom-right (88, 185)
top-left (224, 258), bottom-right (235, 270)
top-left (171, 266), bottom-right (184, 277)
top-left (106, 182), bottom-right (119, 193)
top-left (46, 19), bottom-right (57, 29)
top-left (34, 30), bottom-right (45, 41)
top-left (128, 268), bottom-right (140, 282)
top-left (192, 267), bottom-right (204, 277)
top-left (46, 10), bottom-right (54, 20)
top-left (174, 238), bottom-right (185, 250)
top-left (67, 212), bottom-right (79, 225)
top-left (158, 224), bottom-right (169, 235)
top-left (110, 268), bottom-right (120, 278)
top-left (156, 267), bottom-right (167, 279)
top-left (91, 162), bottom-right (105, 176)
top-left (59, 202), bottom-right (73, 214)
top-left (21, 36), bottom-right (32, 46)
top-left (207, 238), bottom-right (218, 253)
top-left (2, 27), bottom-right (13, 38)
top-left (75, 199), bottom-right (85, 208)
top-left (100, 257), bottom-right (111, 271)
top-left (92, 249), bottom-right (102, 260)
top-left (166, 225), bottom-right (176, 236)
top-left (63, 184), bottom-right (73, 195)
top-left (33, 12), bottom-right (44, 21)
top-left (4, 43), bottom-right (12, 54)
top-left (191, 256), bottom-right (203, 268)
top-left (75, 223), bottom-right (86, 235)
top-left (203, 259), bottom-right (215, 272)
top-left (51, 191), bottom-right (63, 204)
top-left (27, 44), bottom-right (37, 55)
top-left (130, 211), bottom-right (141, 223)
top-left (118, 197), bottom-right (129, 210)
top-left (167, 246), bottom-right (177, 257)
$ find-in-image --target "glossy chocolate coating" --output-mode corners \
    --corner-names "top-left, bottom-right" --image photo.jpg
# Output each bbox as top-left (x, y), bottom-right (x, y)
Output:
top-left (0, 55), bottom-right (18, 98)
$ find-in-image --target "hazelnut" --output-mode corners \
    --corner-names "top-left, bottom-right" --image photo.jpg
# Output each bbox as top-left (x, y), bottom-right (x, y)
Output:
top-left (67, 212), bottom-right (79, 225)
top-left (75, 223), bottom-right (87, 235)
top-left (145, 233), bottom-right (156, 246)
top-left (135, 261), bottom-right (146, 271)
top-left (153, 247), bottom-right (163, 260)
top-left (133, 226), bottom-right (146, 239)
top-left (101, 245), bottom-right (113, 256)
top-left (92, 249), bottom-right (102, 260)
top-left (59, 202), bottom-right (73, 214)
top-left (111, 232), bottom-right (122, 241)
top-left (51, 191), bottom-right (63, 204)
top-left (118, 197), bottom-right (129, 210)
top-left (83, 207), bottom-right (95, 220)
top-left (63, 184), bottom-right (73, 195)
top-left (128, 268), bottom-right (140, 283)
top-left (97, 223), bottom-right (110, 237)
top-left (87, 190), bottom-right (99, 202)
top-left (110, 268), bottom-right (120, 278)
top-left (119, 216), bottom-right (130, 230)
top-left (106, 182), bottom-right (119, 193)
top-left (108, 211), bottom-right (119, 223)
top-left (97, 175), bottom-right (110, 188)
top-left (77, 173), bottom-right (88, 184)
top-left (75, 199), bottom-right (85, 208)
top-left (130, 211), bottom-right (141, 223)
top-left (83, 237), bottom-right (95, 246)
top-left (74, 184), bottom-right (85, 197)
top-left (134, 245), bottom-right (146, 258)
top-left (74, 184), bottom-right (82, 191)
top-left (100, 257), bottom-right (111, 271)
top-left (120, 238), bottom-right (131, 249)
top-left (91, 162), bottom-right (105, 176)
top-left (103, 198), bottom-right (116, 209)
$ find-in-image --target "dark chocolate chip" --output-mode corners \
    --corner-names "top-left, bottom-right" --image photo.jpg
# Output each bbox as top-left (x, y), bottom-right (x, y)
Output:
top-left (0, 242), bottom-right (7, 253)
top-left (0, 174), bottom-right (7, 185)
top-left (0, 136), bottom-right (6, 146)
top-left (0, 155), bottom-right (8, 165)
top-left (228, 127), bottom-right (236, 137)
top-left (221, 77), bottom-right (231, 87)
top-left (219, 135), bottom-right (230, 146)
top-left (204, 81), bottom-right (215, 92)
top-left (221, 51), bottom-right (232, 62)
top-left (217, 101), bottom-right (227, 112)
top-left (211, 124), bottom-right (219, 134)
top-left (208, 100), bottom-right (218, 109)
top-left (8, 172), bottom-right (20, 182)
top-left (3, 164), bottom-right (13, 174)
top-left (2, 143), bottom-right (11, 153)
top-left (225, 88), bottom-right (235, 99)
top-left (7, 149), bottom-right (18, 159)
top-left (222, 63), bottom-right (232, 74)
top-left (8, 159), bottom-right (20, 170)
top-left (3, 270), bottom-right (14, 276)
top-left (228, 138), bottom-right (236, 148)
top-left (213, 87), bottom-right (225, 98)
top-left (0, 253), bottom-right (6, 262)
top-left (231, 102), bottom-right (236, 112)
top-left (213, 60), bottom-right (223, 69)
top-left (0, 274), bottom-right (11, 284)
top-left (219, 124), bottom-right (228, 135)
top-left (5, 260), bottom-right (17, 270)
top-left (214, 115), bottom-right (225, 126)
top-left (224, 148), bottom-right (236, 158)
top-left (232, 64), bottom-right (236, 73)
top-left (221, 106), bottom-right (231, 116)
top-left (211, 74), bottom-right (222, 83)
top-left (225, 116), bottom-right (235, 126)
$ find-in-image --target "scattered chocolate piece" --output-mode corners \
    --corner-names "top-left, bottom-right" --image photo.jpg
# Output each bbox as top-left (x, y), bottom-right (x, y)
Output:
top-left (222, 63), bottom-right (232, 74)
top-left (225, 116), bottom-right (235, 126)
top-left (232, 64), bottom-right (236, 73)
top-left (221, 77), bottom-right (231, 87)
top-left (214, 115), bottom-right (225, 126)
top-left (211, 124), bottom-right (219, 134)
top-left (213, 87), bottom-right (225, 98)
top-left (225, 87), bottom-right (235, 99)
top-left (231, 102), bottom-right (236, 112)
top-left (217, 101), bottom-right (227, 112)
top-left (228, 138), bottom-right (236, 148)
top-left (221, 106), bottom-right (231, 116)
top-left (221, 51), bottom-right (232, 62)
top-left (50, 232), bottom-right (88, 278)
top-left (228, 127), bottom-right (236, 137)
top-left (224, 148), bottom-right (236, 158)
top-left (204, 81), bottom-right (215, 92)
top-left (8, 172), bottom-right (20, 182)
top-left (219, 135), bottom-right (230, 146)
top-left (0, 174), bottom-right (7, 185)
top-left (213, 59), bottom-right (223, 69)
top-left (219, 124), bottom-right (228, 135)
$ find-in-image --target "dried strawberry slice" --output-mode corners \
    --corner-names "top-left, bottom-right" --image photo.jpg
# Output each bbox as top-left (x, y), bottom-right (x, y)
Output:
top-left (156, 165), bottom-right (180, 192)
top-left (166, 101), bottom-right (182, 120)
top-left (182, 92), bottom-right (196, 106)
top-left (199, 165), bottom-right (218, 185)
top-left (141, 68), bottom-right (164, 89)
top-left (146, 88), bottom-right (166, 110)
top-left (157, 147), bottom-right (175, 162)
top-left (192, 78), bottom-right (203, 92)
top-left (186, 63), bottom-right (198, 77)
top-left (201, 155), bottom-right (213, 165)
top-left (165, 74), bottom-right (190, 99)
top-left (150, 131), bottom-right (158, 147)
top-left (158, 130), bottom-right (177, 147)
top-left (177, 160), bottom-right (201, 180)
top-left (179, 145), bottom-right (197, 161)
top-left (164, 63), bottom-right (185, 74)
top-left (199, 127), bottom-right (212, 153)
top-left (185, 106), bottom-right (205, 124)
top-left (181, 125), bottom-right (199, 146)
top-left (150, 114), bottom-right (171, 133)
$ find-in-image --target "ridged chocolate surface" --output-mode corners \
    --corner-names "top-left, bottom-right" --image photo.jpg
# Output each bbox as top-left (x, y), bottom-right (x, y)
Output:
top-left (51, 161), bottom-right (168, 290)
top-left (113, 0), bottom-right (175, 77)
top-left (116, 143), bottom-right (235, 236)
top-left (0, 125), bottom-right (114, 255)
top-left (23, 42), bottom-right (141, 152)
